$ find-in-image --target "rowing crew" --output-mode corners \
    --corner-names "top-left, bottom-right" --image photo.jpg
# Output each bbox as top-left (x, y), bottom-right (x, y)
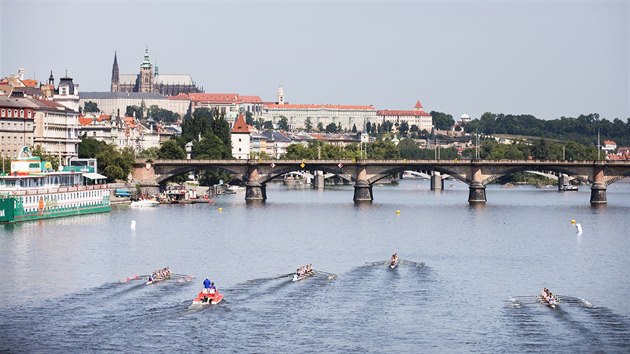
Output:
top-left (540, 288), bottom-right (557, 306)
top-left (390, 253), bottom-right (399, 266)
top-left (296, 264), bottom-right (313, 277)
top-left (148, 267), bottom-right (171, 282)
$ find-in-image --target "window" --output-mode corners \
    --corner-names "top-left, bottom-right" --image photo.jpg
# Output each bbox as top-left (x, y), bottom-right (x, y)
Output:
top-left (20, 110), bottom-right (24, 117)
top-left (1, 109), bottom-right (4, 117)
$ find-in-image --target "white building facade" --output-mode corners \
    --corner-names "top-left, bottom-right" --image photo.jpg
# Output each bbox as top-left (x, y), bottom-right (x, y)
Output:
top-left (376, 100), bottom-right (433, 132)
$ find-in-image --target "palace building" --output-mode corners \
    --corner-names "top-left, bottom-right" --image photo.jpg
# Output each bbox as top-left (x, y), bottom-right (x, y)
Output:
top-left (110, 48), bottom-right (203, 96)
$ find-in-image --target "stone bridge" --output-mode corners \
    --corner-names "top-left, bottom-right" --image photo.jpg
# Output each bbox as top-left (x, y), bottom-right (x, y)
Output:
top-left (131, 159), bottom-right (630, 204)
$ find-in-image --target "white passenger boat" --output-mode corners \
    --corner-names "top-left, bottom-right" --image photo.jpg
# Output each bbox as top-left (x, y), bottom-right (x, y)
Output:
top-left (0, 146), bottom-right (110, 223)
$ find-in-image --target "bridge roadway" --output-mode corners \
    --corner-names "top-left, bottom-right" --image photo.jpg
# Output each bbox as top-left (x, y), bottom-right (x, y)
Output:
top-left (131, 159), bottom-right (630, 204)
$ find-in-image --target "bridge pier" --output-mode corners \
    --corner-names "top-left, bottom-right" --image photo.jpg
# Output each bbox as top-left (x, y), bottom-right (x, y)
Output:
top-left (558, 174), bottom-right (570, 190)
top-left (353, 180), bottom-right (373, 202)
top-left (590, 166), bottom-right (606, 204)
top-left (313, 171), bottom-right (325, 189)
top-left (468, 182), bottom-right (486, 203)
top-left (245, 181), bottom-right (266, 202)
top-left (430, 171), bottom-right (444, 191)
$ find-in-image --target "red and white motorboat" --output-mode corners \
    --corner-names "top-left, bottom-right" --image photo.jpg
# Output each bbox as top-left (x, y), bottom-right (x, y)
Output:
top-left (191, 290), bottom-right (224, 305)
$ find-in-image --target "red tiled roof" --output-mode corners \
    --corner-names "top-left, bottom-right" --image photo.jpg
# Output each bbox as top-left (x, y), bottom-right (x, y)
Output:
top-left (231, 113), bottom-right (249, 134)
top-left (97, 114), bottom-right (111, 121)
top-left (265, 104), bottom-right (375, 110)
top-left (240, 95), bottom-right (262, 103)
top-left (22, 79), bottom-right (38, 88)
top-left (604, 140), bottom-right (616, 145)
top-left (414, 100), bottom-right (423, 109)
top-left (78, 115), bottom-right (93, 126)
top-left (168, 93), bottom-right (190, 100)
top-left (33, 98), bottom-right (70, 111)
top-left (377, 110), bottom-right (431, 117)
top-left (189, 93), bottom-right (240, 103)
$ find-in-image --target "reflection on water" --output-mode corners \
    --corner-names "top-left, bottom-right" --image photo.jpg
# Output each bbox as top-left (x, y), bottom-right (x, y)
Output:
top-left (1, 180), bottom-right (629, 352)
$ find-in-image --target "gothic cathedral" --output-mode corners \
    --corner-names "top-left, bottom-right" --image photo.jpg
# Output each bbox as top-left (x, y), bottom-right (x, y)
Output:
top-left (110, 48), bottom-right (203, 96)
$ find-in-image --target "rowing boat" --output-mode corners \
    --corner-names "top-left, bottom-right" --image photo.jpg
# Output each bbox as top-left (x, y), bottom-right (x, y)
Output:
top-left (191, 290), bottom-right (224, 305)
top-left (292, 271), bottom-right (315, 282)
top-left (389, 258), bottom-right (399, 269)
top-left (539, 291), bottom-right (558, 308)
top-left (146, 274), bottom-right (171, 285)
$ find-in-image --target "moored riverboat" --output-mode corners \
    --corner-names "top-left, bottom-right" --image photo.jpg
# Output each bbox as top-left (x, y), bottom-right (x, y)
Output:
top-left (0, 147), bottom-right (110, 223)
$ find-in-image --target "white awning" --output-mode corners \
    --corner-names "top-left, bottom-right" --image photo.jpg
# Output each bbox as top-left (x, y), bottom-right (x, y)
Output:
top-left (82, 172), bottom-right (108, 180)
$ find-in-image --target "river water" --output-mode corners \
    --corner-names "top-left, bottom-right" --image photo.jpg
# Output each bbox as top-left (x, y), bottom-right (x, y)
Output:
top-left (1, 180), bottom-right (629, 353)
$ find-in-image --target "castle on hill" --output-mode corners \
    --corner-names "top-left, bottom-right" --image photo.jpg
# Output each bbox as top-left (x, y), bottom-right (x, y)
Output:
top-left (110, 48), bottom-right (203, 96)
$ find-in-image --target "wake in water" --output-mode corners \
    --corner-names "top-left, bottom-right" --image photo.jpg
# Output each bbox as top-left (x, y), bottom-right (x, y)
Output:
top-left (504, 295), bottom-right (630, 352)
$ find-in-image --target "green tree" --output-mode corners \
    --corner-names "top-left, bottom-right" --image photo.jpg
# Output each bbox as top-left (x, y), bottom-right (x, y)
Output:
top-left (263, 120), bottom-right (274, 129)
top-left (305, 117), bottom-right (313, 132)
top-left (158, 139), bottom-right (186, 159)
top-left (31, 145), bottom-right (60, 171)
top-left (138, 147), bottom-right (159, 159)
top-left (399, 122), bottom-right (409, 136)
top-left (325, 123), bottom-right (338, 133)
top-left (431, 111), bottom-right (455, 130)
top-left (278, 116), bottom-right (289, 131)
top-left (317, 122), bottom-right (324, 132)
top-left (367, 139), bottom-right (400, 159)
top-left (352, 124), bottom-right (357, 133)
top-left (398, 138), bottom-right (422, 159)
top-left (147, 105), bottom-right (179, 123)
top-left (78, 134), bottom-right (106, 158)
top-left (245, 111), bottom-right (254, 125)
top-left (125, 105), bottom-right (144, 119)
top-left (83, 101), bottom-right (100, 113)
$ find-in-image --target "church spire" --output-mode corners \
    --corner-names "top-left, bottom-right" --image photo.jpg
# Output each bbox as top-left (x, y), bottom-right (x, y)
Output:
top-left (48, 70), bottom-right (55, 86)
top-left (141, 47), bottom-right (152, 69)
top-left (111, 51), bottom-right (119, 91)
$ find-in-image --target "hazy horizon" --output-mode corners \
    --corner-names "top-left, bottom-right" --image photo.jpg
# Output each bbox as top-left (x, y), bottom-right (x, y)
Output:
top-left (1, 0), bottom-right (628, 120)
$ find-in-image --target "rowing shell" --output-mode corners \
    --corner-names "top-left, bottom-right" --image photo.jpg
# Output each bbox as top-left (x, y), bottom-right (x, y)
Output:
top-left (539, 293), bottom-right (558, 308)
top-left (146, 275), bottom-right (171, 285)
top-left (292, 271), bottom-right (315, 282)
top-left (389, 259), bottom-right (399, 269)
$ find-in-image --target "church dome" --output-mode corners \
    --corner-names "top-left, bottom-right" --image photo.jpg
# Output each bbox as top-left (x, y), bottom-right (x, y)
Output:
top-left (460, 113), bottom-right (470, 119)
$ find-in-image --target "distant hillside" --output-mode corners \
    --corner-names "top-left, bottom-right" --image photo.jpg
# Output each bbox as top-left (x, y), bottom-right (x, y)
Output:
top-left (463, 113), bottom-right (630, 146)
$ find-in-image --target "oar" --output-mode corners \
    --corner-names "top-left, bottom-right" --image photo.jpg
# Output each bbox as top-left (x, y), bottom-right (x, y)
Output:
top-left (121, 274), bottom-right (146, 282)
top-left (315, 270), bottom-right (337, 280)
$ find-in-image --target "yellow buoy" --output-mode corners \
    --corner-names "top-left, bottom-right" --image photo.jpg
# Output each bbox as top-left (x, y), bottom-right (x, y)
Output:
top-left (218, 207), bottom-right (223, 212)
top-left (396, 210), bottom-right (401, 215)
top-left (571, 219), bottom-right (576, 224)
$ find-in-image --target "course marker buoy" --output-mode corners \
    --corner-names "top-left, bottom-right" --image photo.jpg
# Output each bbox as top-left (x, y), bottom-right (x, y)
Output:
top-left (396, 210), bottom-right (400, 215)
top-left (218, 207), bottom-right (223, 212)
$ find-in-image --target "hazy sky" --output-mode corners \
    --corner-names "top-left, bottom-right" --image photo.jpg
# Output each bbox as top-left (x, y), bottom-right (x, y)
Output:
top-left (1, 0), bottom-right (628, 120)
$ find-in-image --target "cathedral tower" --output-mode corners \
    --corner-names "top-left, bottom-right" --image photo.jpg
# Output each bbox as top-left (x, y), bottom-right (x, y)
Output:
top-left (111, 52), bottom-right (119, 92)
top-left (138, 47), bottom-right (153, 93)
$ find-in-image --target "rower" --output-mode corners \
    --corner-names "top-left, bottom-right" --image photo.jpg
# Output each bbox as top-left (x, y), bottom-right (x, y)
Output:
top-left (209, 282), bottom-right (217, 294)
top-left (203, 277), bottom-right (211, 294)
top-left (391, 253), bottom-right (398, 264)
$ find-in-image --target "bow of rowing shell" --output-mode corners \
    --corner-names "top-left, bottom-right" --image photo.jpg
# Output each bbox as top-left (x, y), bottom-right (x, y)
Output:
top-left (132, 159), bottom-right (630, 204)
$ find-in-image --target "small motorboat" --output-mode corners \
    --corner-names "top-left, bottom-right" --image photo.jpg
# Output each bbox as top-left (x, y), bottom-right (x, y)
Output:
top-left (130, 199), bottom-right (160, 207)
top-left (191, 290), bottom-right (224, 305)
